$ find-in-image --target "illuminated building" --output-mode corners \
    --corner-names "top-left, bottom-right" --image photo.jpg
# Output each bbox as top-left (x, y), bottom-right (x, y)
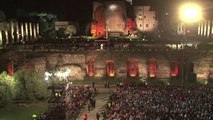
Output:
top-left (147, 59), bottom-right (157, 78)
top-left (106, 60), bottom-right (115, 77)
top-left (127, 59), bottom-right (139, 78)
top-left (91, 0), bottom-right (158, 37)
top-left (134, 6), bottom-right (158, 32)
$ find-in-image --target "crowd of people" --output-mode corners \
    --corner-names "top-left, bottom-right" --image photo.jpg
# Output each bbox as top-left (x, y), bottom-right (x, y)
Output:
top-left (18, 39), bottom-right (94, 52)
top-left (109, 85), bottom-right (213, 120)
top-left (38, 84), bottom-right (93, 120)
top-left (16, 38), bottom-right (180, 53)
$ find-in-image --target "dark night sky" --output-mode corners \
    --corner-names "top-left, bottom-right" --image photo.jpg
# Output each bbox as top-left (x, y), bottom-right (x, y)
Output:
top-left (0, 0), bottom-right (212, 22)
top-left (0, 0), bottom-right (93, 23)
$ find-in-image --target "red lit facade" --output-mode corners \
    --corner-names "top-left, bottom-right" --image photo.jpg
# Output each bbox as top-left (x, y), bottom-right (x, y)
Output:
top-left (127, 60), bottom-right (139, 77)
top-left (86, 60), bottom-right (95, 77)
top-left (126, 18), bottom-right (136, 34)
top-left (91, 1), bottom-right (128, 37)
top-left (170, 62), bottom-right (179, 78)
top-left (106, 60), bottom-right (115, 77)
top-left (148, 59), bottom-right (157, 78)
top-left (91, 5), bottom-right (106, 37)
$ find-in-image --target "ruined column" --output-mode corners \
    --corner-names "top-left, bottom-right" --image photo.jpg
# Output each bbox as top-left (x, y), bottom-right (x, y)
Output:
top-left (29, 22), bottom-right (32, 40)
top-left (200, 21), bottom-right (203, 37)
top-left (36, 23), bottom-right (39, 37)
top-left (0, 30), bottom-right (2, 46)
top-left (198, 22), bottom-right (201, 36)
top-left (207, 20), bottom-right (211, 38)
top-left (20, 23), bottom-right (24, 42)
top-left (210, 20), bottom-right (213, 39)
top-left (5, 30), bottom-right (8, 45)
top-left (25, 22), bottom-right (29, 41)
top-left (10, 21), bottom-right (14, 44)
top-left (203, 20), bottom-right (207, 37)
top-left (33, 23), bottom-right (37, 38)
top-left (16, 22), bottom-right (20, 43)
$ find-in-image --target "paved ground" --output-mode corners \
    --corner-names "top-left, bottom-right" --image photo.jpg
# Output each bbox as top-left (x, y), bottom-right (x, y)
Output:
top-left (76, 88), bottom-right (113, 120)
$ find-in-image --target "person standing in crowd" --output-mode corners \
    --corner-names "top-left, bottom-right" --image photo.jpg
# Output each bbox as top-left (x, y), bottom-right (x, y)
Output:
top-left (93, 98), bottom-right (96, 108)
top-left (87, 103), bottom-right (91, 111)
top-left (107, 81), bottom-right (110, 88)
top-left (96, 112), bottom-right (100, 120)
top-left (92, 82), bottom-right (95, 88)
top-left (105, 82), bottom-right (107, 88)
top-left (102, 111), bottom-right (107, 120)
top-left (82, 113), bottom-right (87, 120)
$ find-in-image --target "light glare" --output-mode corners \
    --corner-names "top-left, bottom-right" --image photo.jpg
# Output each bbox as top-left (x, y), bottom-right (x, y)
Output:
top-left (109, 4), bottom-right (117, 10)
top-left (180, 3), bottom-right (202, 23)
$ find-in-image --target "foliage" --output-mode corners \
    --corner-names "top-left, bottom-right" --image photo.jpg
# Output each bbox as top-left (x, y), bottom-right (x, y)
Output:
top-left (15, 69), bottom-right (48, 100)
top-left (16, 9), bottom-right (27, 19)
top-left (0, 72), bottom-right (17, 107)
top-left (64, 25), bottom-right (77, 37)
top-left (56, 28), bottom-right (68, 38)
top-left (0, 101), bottom-right (48, 120)
top-left (0, 10), bottom-right (6, 22)
top-left (29, 12), bottom-right (57, 39)
top-left (0, 22), bottom-right (9, 31)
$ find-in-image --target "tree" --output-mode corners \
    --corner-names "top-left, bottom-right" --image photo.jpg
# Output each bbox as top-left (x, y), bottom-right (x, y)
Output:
top-left (15, 69), bottom-right (48, 100)
top-left (16, 9), bottom-right (27, 20)
top-left (0, 10), bottom-right (6, 22)
top-left (64, 25), bottom-right (77, 37)
top-left (29, 12), bottom-right (58, 39)
top-left (0, 72), bottom-right (18, 107)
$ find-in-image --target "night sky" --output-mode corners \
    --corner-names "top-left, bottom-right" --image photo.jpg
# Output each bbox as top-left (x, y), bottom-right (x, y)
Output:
top-left (0, 0), bottom-right (93, 23)
top-left (0, 0), bottom-right (212, 22)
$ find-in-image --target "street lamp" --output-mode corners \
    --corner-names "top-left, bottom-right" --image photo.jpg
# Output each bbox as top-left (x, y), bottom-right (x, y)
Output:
top-left (179, 2), bottom-right (202, 87)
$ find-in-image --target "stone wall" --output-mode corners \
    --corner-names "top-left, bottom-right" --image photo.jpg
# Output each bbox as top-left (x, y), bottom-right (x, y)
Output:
top-left (28, 50), bottom-right (213, 81)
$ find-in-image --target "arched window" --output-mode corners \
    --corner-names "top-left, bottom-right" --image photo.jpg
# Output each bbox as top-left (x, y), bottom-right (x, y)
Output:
top-left (148, 59), bottom-right (157, 78)
top-left (106, 60), bottom-right (115, 77)
top-left (86, 60), bottom-right (95, 77)
top-left (127, 60), bottom-right (139, 77)
top-left (171, 61), bottom-right (179, 78)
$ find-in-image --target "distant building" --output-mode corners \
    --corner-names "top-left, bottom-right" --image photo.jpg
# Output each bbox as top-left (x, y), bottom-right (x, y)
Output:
top-left (198, 19), bottom-right (213, 39)
top-left (201, 0), bottom-right (213, 39)
top-left (55, 21), bottom-right (69, 31)
top-left (0, 21), bottom-right (39, 47)
top-left (91, 0), bottom-right (158, 37)
top-left (177, 23), bottom-right (198, 37)
top-left (91, 1), bottom-right (106, 37)
top-left (134, 6), bottom-right (158, 32)
top-left (177, 3), bottom-right (213, 40)
top-left (91, 0), bottom-right (128, 37)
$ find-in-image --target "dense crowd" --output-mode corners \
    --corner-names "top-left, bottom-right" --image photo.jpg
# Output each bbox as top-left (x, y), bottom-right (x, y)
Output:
top-left (38, 85), bottom-right (93, 120)
top-left (109, 86), bottom-right (213, 120)
top-left (16, 38), bottom-right (179, 53)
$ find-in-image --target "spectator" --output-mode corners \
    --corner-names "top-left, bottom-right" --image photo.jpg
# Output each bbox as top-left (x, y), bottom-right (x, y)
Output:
top-left (82, 113), bottom-right (87, 120)
top-left (102, 111), bottom-right (107, 120)
top-left (96, 112), bottom-right (100, 120)
top-left (108, 86), bottom-right (213, 120)
top-left (92, 82), bottom-right (95, 88)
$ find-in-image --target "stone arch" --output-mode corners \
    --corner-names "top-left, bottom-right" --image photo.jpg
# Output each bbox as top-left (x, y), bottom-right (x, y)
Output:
top-left (55, 63), bottom-right (85, 80)
top-left (127, 58), bottom-right (139, 78)
top-left (85, 59), bottom-right (95, 77)
top-left (106, 60), bottom-right (116, 77)
top-left (170, 61), bottom-right (180, 78)
top-left (147, 58), bottom-right (157, 78)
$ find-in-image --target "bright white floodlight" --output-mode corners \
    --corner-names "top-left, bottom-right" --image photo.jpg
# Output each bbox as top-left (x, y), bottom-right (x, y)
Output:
top-left (109, 4), bottom-right (117, 11)
top-left (179, 2), bottom-right (202, 23)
